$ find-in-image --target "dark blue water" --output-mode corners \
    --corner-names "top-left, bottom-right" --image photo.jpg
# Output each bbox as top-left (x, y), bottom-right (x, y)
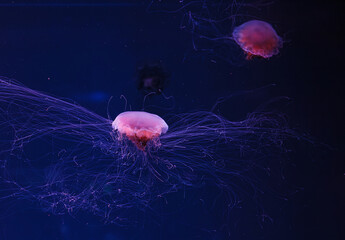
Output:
top-left (0, 1), bottom-right (343, 239)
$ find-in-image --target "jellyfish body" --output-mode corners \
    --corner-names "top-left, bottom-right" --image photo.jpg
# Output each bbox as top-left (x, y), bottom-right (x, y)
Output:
top-left (113, 111), bottom-right (168, 150)
top-left (232, 20), bottom-right (282, 59)
top-left (137, 63), bottom-right (169, 93)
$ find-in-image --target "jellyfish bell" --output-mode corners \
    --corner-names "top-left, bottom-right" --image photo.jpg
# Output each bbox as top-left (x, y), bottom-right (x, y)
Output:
top-left (112, 111), bottom-right (168, 151)
top-left (232, 20), bottom-right (282, 59)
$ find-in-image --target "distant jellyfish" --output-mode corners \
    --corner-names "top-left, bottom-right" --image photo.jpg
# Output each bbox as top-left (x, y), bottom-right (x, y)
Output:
top-left (137, 63), bottom-right (169, 93)
top-left (232, 20), bottom-right (282, 59)
top-left (113, 111), bottom-right (168, 151)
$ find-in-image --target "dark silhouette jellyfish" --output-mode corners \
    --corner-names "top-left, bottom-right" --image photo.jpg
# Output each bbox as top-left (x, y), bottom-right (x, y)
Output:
top-left (232, 20), bottom-right (282, 59)
top-left (136, 63), bottom-right (169, 93)
top-left (113, 111), bottom-right (168, 151)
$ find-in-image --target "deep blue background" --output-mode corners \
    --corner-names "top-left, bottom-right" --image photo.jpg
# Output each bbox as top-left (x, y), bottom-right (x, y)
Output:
top-left (0, 0), bottom-right (343, 239)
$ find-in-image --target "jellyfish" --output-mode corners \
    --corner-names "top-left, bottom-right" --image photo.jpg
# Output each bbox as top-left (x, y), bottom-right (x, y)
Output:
top-left (136, 63), bottom-right (169, 94)
top-left (113, 111), bottom-right (168, 151)
top-left (232, 20), bottom-right (282, 59)
top-left (0, 78), bottom-right (296, 226)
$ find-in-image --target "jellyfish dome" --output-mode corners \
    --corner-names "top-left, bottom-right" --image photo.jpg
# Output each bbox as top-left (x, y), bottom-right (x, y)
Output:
top-left (113, 111), bottom-right (168, 150)
top-left (232, 20), bottom-right (282, 59)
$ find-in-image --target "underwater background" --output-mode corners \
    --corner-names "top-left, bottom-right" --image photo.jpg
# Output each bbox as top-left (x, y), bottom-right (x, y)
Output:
top-left (0, 0), bottom-right (343, 239)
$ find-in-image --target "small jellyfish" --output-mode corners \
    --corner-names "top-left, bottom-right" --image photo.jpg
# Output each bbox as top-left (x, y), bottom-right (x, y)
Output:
top-left (137, 63), bottom-right (169, 93)
top-left (112, 111), bottom-right (168, 151)
top-left (232, 20), bottom-right (282, 59)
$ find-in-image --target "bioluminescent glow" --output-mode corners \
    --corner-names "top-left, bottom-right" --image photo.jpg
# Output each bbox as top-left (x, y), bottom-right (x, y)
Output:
top-left (113, 111), bottom-right (168, 151)
top-left (0, 78), bottom-right (295, 224)
top-left (232, 20), bottom-right (282, 59)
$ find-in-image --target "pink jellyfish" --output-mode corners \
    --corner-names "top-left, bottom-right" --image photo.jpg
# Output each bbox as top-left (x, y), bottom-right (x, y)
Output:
top-left (112, 111), bottom-right (168, 151)
top-left (232, 20), bottom-right (282, 59)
